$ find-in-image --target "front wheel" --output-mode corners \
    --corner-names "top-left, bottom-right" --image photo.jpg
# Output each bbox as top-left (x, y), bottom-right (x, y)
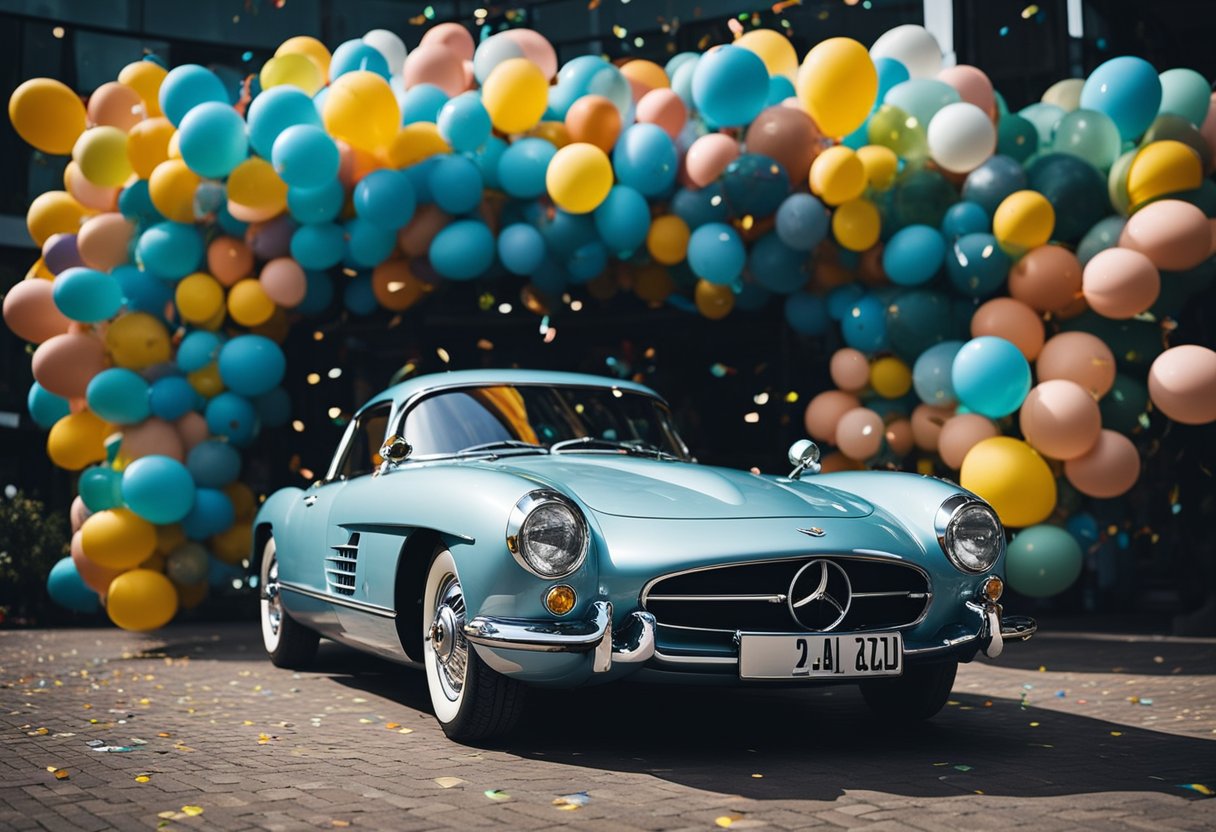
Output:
top-left (423, 548), bottom-right (525, 742)
top-left (260, 537), bottom-right (319, 669)
top-left (859, 660), bottom-right (957, 721)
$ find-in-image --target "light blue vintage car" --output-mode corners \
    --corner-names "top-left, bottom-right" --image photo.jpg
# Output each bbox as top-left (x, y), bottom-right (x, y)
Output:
top-left (253, 369), bottom-right (1035, 741)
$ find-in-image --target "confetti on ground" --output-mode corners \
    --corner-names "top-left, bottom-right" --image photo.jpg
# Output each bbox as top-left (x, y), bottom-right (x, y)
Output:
top-left (396, 727), bottom-right (414, 734)
top-left (50, 768), bottom-right (69, 780)
top-left (1176, 783), bottom-right (1213, 796)
top-left (954, 765), bottom-right (973, 772)
top-left (1111, 731), bottom-right (1124, 737)
top-left (1029, 722), bottom-right (1040, 727)
top-left (1055, 690), bottom-right (1066, 698)
top-left (553, 791), bottom-right (591, 810)
top-left (484, 789), bottom-right (511, 801)
top-left (135, 775), bottom-right (152, 783)
top-left (751, 773), bottom-right (764, 778)
top-left (358, 718), bottom-right (374, 724)
top-left (434, 777), bottom-right (465, 789)
top-left (92, 745), bottom-right (136, 752)
top-left (1140, 698), bottom-right (1154, 706)
top-left (181, 805), bottom-right (204, 816)
top-left (332, 821), bottom-right (351, 828)
top-left (385, 722), bottom-right (400, 729)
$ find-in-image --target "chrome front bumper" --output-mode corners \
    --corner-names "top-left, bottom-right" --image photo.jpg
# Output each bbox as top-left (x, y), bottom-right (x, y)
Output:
top-left (463, 601), bottom-right (656, 673)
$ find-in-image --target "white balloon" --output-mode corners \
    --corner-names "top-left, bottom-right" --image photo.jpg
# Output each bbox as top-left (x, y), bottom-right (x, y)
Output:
top-left (363, 29), bottom-right (408, 75)
top-left (927, 102), bottom-right (997, 173)
top-left (472, 32), bottom-right (525, 85)
top-left (870, 24), bottom-right (943, 79)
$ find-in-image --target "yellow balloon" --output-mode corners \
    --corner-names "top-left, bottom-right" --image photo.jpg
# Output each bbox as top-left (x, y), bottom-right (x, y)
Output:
top-left (832, 198), bottom-right (881, 252)
top-left (155, 523), bottom-right (187, 555)
top-left (796, 37), bottom-right (877, 138)
top-left (81, 508), bottom-right (157, 570)
top-left (620, 60), bottom-right (670, 92)
top-left (197, 303), bottom-right (229, 332)
top-left (386, 123), bottom-right (450, 168)
top-left (260, 53), bottom-right (325, 96)
top-left (482, 58), bottom-right (548, 134)
top-left (526, 121), bottom-right (572, 149)
top-left (695, 280), bottom-right (735, 320)
top-left (73, 126), bottom-right (133, 187)
top-left (118, 61), bottom-right (167, 117)
top-left (175, 272), bottom-right (225, 324)
top-left (993, 190), bottom-right (1054, 256)
top-left (1041, 78), bottom-right (1083, 112)
top-left (809, 146), bottom-right (867, 206)
top-left (105, 312), bottom-right (171, 369)
top-left (227, 278), bottom-right (275, 327)
top-left (106, 568), bottom-right (179, 631)
top-left (323, 71), bottom-right (400, 153)
top-left (647, 215), bottom-right (691, 265)
top-left (960, 436), bottom-right (1057, 528)
top-left (225, 481), bottom-right (257, 521)
top-left (1127, 140), bottom-right (1204, 208)
top-left (188, 363), bottom-right (224, 398)
top-left (127, 117), bottom-right (175, 179)
top-left (870, 356), bottom-right (912, 399)
top-left (27, 190), bottom-right (90, 247)
top-left (546, 142), bottom-right (613, 214)
top-left (227, 157), bottom-right (287, 214)
top-left (211, 520), bottom-right (253, 564)
top-left (857, 144), bottom-right (899, 191)
top-left (148, 158), bottom-right (200, 223)
top-left (736, 30), bottom-right (799, 80)
top-left (8, 77), bottom-right (87, 155)
top-left (47, 409), bottom-right (109, 471)
top-left (276, 35), bottom-right (332, 79)
top-left (1108, 148), bottom-right (1136, 217)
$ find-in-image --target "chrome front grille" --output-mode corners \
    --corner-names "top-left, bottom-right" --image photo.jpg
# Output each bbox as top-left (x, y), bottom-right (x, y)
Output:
top-left (642, 556), bottom-right (930, 634)
top-left (325, 534), bottom-right (359, 596)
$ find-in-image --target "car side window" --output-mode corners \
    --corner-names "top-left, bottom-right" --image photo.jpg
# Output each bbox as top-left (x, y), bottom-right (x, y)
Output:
top-left (336, 403), bottom-right (392, 480)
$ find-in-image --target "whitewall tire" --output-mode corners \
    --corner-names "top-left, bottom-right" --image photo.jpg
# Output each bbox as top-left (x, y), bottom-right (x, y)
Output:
top-left (260, 537), bottom-right (319, 669)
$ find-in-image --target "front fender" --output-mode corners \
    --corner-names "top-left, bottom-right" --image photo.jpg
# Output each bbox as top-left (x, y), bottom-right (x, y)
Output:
top-left (250, 485), bottom-right (304, 572)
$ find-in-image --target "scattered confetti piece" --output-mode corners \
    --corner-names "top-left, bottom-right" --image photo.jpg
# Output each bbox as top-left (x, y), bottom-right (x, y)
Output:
top-left (751, 773), bottom-right (764, 778)
top-left (52, 768), bottom-right (69, 780)
top-left (1140, 698), bottom-right (1154, 706)
top-left (484, 789), bottom-right (511, 801)
top-left (553, 791), bottom-right (590, 810)
top-left (434, 777), bottom-right (465, 789)
top-left (1177, 784), bottom-right (1213, 796)
top-left (157, 732), bottom-right (172, 738)
top-left (397, 727), bottom-right (414, 735)
top-left (1029, 722), bottom-right (1040, 727)
top-left (331, 821), bottom-right (351, 828)
top-left (92, 745), bottom-right (136, 753)
top-left (181, 806), bottom-right (204, 817)
top-left (717, 815), bottom-right (745, 828)
top-left (358, 718), bottom-right (374, 724)
top-left (954, 765), bottom-right (973, 772)
top-left (1110, 731), bottom-right (1123, 737)
top-left (385, 722), bottom-right (400, 730)
top-left (1055, 690), bottom-right (1066, 698)
top-left (28, 727), bottom-right (48, 736)
top-left (135, 775), bottom-right (152, 783)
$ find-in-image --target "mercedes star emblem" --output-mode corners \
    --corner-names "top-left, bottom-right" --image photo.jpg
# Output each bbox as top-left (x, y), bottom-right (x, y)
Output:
top-left (788, 559), bottom-right (852, 631)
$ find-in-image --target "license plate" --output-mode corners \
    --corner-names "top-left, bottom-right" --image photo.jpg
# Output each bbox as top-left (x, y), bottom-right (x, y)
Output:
top-left (738, 632), bottom-right (903, 680)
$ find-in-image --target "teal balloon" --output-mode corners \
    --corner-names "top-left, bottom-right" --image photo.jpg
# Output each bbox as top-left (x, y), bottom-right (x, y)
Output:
top-left (113, 264), bottom-right (172, 317)
top-left (1051, 109), bottom-right (1122, 173)
top-left (873, 57), bottom-right (910, 102)
top-left (497, 223), bottom-right (546, 275)
top-left (473, 136), bottom-right (507, 190)
top-left (401, 83), bottom-right (448, 125)
top-left (691, 45), bottom-right (769, 127)
top-left (289, 179), bottom-right (345, 224)
top-left (1080, 55), bottom-right (1162, 141)
top-left (963, 155), bottom-right (1028, 216)
top-left (1099, 373), bottom-right (1149, 435)
top-left (86, 368), bottom-right (150, 424)
top-left (1158, 68), bottom-right (1210, 126)
top-left (1025, 153), bottom-right (1110, 243)
top-left (784, 292), bottom-right (829, 336)
top-left (749, 232), bottom-right (808, 294)
top-left (549, 56), bottom-right (631, 118)
top-left (1018, 102), bottom-right (1065, 146)
top-left (149, 376), bottom-right (198, 421)
top-left (1076, 216), bottom-right (1126, 265)
top-left (248, 86), bottom-right (323, 157)
top-left (670, 59), bottom-right (698, 108)
top-left (951, 336), bottom-right (1031, 418)
top-left (884, 79), bottom-right (959, 128)
top-left (353, 169), bottom-right (416, 231)
top-left (775, 193), bottom-right (829, 251)
top-left (722, 153), bottom-right (790, 219)
top-left (883, 225), bottom-right (946, 286)
top-left (52, 267), bottom-right (123, 322)
top-left (826, 283), bottom-right (865, 321)
top-left (344, 273), bottom-right (377, 315)
top-left (687, 223), bottom-right (745, 286)
top-left (767, 75), bottom-right (796, 106)
top-left (497, 137), bottom-right (555, 199)
top-left (566, 241), bottom-right (607, 283)
top-left (437, 92), bottom-right (491, 153)
top-left (291, 222), bottom-right (345, 270)
top-left (181, 487), bottom-right (235, 540)
top-left (177, 100), bottom-right (248, 178)
top-left (122, 455), bottom-right (196, 524)
top-left (272, 124), bottom-right (339, 189)
top-left (671, 183), bottom-right (731, 229)
top-left (254, 386), bottom-right (291, 428)
top-left (841, 295), bottom-right (888, 352)
top-left (613, 124), bottom-right (678, 197)
top-left (429, 220), bottom-right (494, 280)
top-left (79, 466), bottom-right (124, 512)
top-left (28, 382), bottom-right (69, 429)
top-left (177, 330), bottom-right (221, 372)
top-left (118, 179), bottom-right (163, 225)
top-left (427, 154), bottom-right (483, 215)
top-left (47, 558), bottom-right (99, 614)
top-left (941, 201), bottom-right (989, 239)
top-left (1006, 524), bottom-right (1083, 598)
top-left (887, 289), bottom-right (958, 361)
top-left (159, 64), bottom-right (229, 127)
top-left (329, 38), bottom-right (390, 80)
top-left (205, 392), bottom-right (259, 446)
top-left (946, 232), bottom-right (1011, 298)
top-left (889, 168), bottom-right (956, 230)
top-left (186, 440), bottom-right (241, 488)
top-left (594, 186), bottom-right (650, 255)
top-left (297, 269), bottom-right (334, 316)
top-left (996, 113), bottom-right (1038, 163)
top-left (913, 340), bottom-right (964, 406)
top-left (344, 217), bottom-right (397, 267)
top-left (137, 222), bottom-right (204, 280)
top-left (218, 334), bottom-right (284, 398)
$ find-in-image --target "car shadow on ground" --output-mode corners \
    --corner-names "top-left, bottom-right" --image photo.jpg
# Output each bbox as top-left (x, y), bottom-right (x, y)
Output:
top-left (977, 636), bottom-right (1216, 676)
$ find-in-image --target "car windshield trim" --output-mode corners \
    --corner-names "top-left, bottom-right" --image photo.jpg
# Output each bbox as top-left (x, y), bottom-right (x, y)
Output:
top-left (550, 436), bottom-right (682, 460)
top-left (454, 440), bottom-right (550, 458)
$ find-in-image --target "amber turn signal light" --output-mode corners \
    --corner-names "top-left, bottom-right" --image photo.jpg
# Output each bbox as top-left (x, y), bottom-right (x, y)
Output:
top-left (544, 585), bottom-right (576, 615)
top-left (981, 576), bottom-right (1004, 602)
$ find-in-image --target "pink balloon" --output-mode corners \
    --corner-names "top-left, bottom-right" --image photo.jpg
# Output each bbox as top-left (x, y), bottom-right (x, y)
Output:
top-left (970, 297), bottom-right (1045, 360)
top-left (419, 22), bottom-right (476, 63)
top-left (3, 278), bottom-right (72, 344)
top-left (1081, 247), bottom-right (1160, 319)
top-left (65, 161), bottom-right (120, 212)
top-left (744, 105), bottom-right (823, 185)
top-left (835, 407), bottom-right (884, 460)
top-left (1148, 344), bottom-right (1216, 425)
top-left (72, 530), bottom-right (122, 594)
top-left (1019, 379), bottom-right (1102, 460)
top-left (462, 60), bottom-right (475, 92)
top-left (1064, 429), bottom-right (1140, 498)
top-left (120, 418), bottom-right (184, 463)
top-left (403, 43), bottom-right (466, 97)
top-left (1119, 199), bottom-right (1211, 271)
top-left (87, 81), bottom-right (145, 131)
top-left (684, 133), bottom-right (740, 188)
top-left (636, 89), bottom-right (688, 142)
top-left (31, 332), bottom-right (108, 398)
top-left (502, 29), bottom-right (557, 80)
top-left (259, 257), bottom-right (307, 308)
top-left (70, 495), bottom-right (92, 534)
top-left (938, 413), bottom-right (999, 469)
top-left (829, 348), bottom-right (870, 392)
top-left (1036, 331), bottom-right (1116, 398)
top-left (209, 236), bottom-right (255, 286)
top-left (911, 403), bottom-right (954, 452)
top-left (398, 205), bottom-right (450, 257)
top-left (885, 418), bottom-right (914, 456)
top-left (176, 412), bottom-right (210, 453)
top-left (77, 213), bottom-right (134, 272)
top-left (803, 390), bottom-right (861, 444)
top-left (937, 65), bottom-right (995, 118)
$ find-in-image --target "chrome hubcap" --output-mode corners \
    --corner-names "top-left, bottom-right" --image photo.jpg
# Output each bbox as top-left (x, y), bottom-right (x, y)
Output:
top-left (265, 559), bottom-right (282, 637)
top-left (430, 575), bottom-right (467, 700)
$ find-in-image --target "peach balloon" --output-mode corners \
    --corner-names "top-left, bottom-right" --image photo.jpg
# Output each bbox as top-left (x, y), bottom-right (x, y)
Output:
top-left (71, 530), bottom-right (122, 594)
top-left (65, 161), bottom-right (120, 212)
top-left (402, 43), bottom-right (466, 97)
top-left (636, 89), bottom-right (687, 141)
top-left (76, 213), bottom-right (134, 272)
top-left (829, 347), bottom-right (870, 392)
top-left (372, 259), bottom-right (425, 311)
top-left (70, 495), bottom-right (92, 534)
top-left (419, 22), bottom-right (476, 62)
top-left (398, 205), bottom-right (450, 257)
top-left (119, 418), bottom-right (184, 463)
top-left (885, 418), bottom-right (914, 456)
top-left (684, 133), bottom-right (740, 188)
top-left (1148, 344), bottom-right (1216, 425)
top-left (1081, 247), bottom-right (1160, 319)
top-left (620, 59), bottom-right (669, 101)
top-left (936, 65), bottom-right (995, 117)
top-left (337, 140), bottom-right (380, 188)
top-left (1064, 429), bottom-right (1140, 498)
top-left (207, 236), bottom-right (254, 286)
top-left (31, 332), bottom-right (108, 398)
top-left (820, 451), bottom-right (864, 473)
top-left (803, 390), bottom-right (861, 444)
top-left (911, 403), bottom-right (954, 451)
top-left (1019, 379), bottom-right (1102, 460)
top-left (744, 105), bottom-right (823, 184)
top-left (565, 95), bottom-right (623, 153)
top-left (1008, 245), bottom-right (1082, 314)
top-left (1119, 199), bottom-right (1211, 271)
top-left (970, 297), bottom-right (1045, 360)
top-left (835, 407), bottom-right (884, 460)
top-left (176, 412), bottom-right (210, 451)
top-left (503, 29), bottom-right (558, 80)
top-left (1036, 331), bottom-right (1116, 398)
top-left (3, 278), bottom-right (72, 344)
top-left (938, 413), bottom-right (999, 469)
top-left (259, 257), bottom-right (307, 308)
top-left (87, 81), bottom-right (144, 131)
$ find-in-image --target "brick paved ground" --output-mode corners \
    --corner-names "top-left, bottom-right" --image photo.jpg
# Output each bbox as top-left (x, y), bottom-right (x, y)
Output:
top-left (1, 621), bottom-right (1213, 831)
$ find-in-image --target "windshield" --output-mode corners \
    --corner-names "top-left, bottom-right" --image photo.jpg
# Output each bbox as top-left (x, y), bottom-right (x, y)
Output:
top-left (398, 384), bottom-right (690, 460)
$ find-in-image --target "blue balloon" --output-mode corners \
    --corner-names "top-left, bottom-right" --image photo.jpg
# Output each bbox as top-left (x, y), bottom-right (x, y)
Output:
top-left (177, 100), bottom-right (248, 178)
top-left (47, 558), bottom-right (99, 614)
top-left (549, 56), bottom-right (630, 119)
top-left (775, 194), bottom-right (829, 251)
top-left (138, 222), bottom-right (204, 280)
top-left (566, 241), bottom-right (607, 283)
top-left (427, 154), bottom-right (483, 215)
top-left (430, 220), bottom-right (495, 280)
top-left (216, 201), bottom-right (249, 237)
top-left (691, 45), bottom-right (769, 127)
top-left (205, 392), bottom-right (259, 446)
top-left (181, 487), bottom-right (235, 540)
top-left (962, 155), bottom-right (1028, 216)
top-left (217, 335), bottom-right (285, 398)
top-left (784, 292), bottom-right (830, 336)
top-left (1080, 56), bottom-right (1162, 141)
top-left (1018, 102), bottom-right (1066, 147)
top-left (438, 92), bottom-right (492, 153)
top-left (497, 223), bottom-right (547, 275)
top-left (122, 455), bottom-right (196, 524)
top-left (351, 169), bottom-right (416, 232)
top-left (766, 75), bottom-right (796, 106)
top-left (28, 382), bottom-right (69, 429)
top-left (826, 283), bottom-right (866, 321)
top-left (291, 222), bottom-right (345, 270)
top-left (401, 83), bottom-right (449, 124)
top-left (912, 340), bottom-right (964, 405)
top-left (79, 465), bottom-right (124, 512)
top-left (1065, 512), bottom-right (1099, 548)
top-left (594, 186), bottom-right (650, 254)
top-left (885, 79), bottom-right (960, 127)
top-left (841, 295), bottom-right (889, 352)
top-left (473, 136), bottom-right (507, 190)
top-left (288, 178), bottom-right (346, 225)
top-left (329, 38), bottom-right (391, 80)
top-left (498, 138), bottom-right (556, 199)
top-left (343, 273), bottom-right (377, 315)
top-left (272, 124), bottom-right (339, 189)
top-left (52, 267), bottom-right (123, 322)
top-left (177, 330), bottom-right (222, 372)
top-left (666, 52), bottom-right (699, 79)
top-left (951, 336), bottom-right (1031, 418)
top-left (344, 217), bottom-right (398, 267)
top-left (670, 184), bottom-right (731, 229)
top-left (613, 124), bottom-right (678, 197)
top-left (248, 86), bottom-right (322, 157)
top-left (941, 201), bottom-right (990, 239)
top-left (209, 555), bottom-right (245, 589)
top-left (254, 386), bottom-right (291, 428)
top-left (112, 264), bottom-right (172, 316)
top-left (946, 232), bottom-right (1011, 298)
top-left (187, 440), bottom-right (241, 488)
top-left (996, 113), bottom-right (1038, 163)
top-left (401, 157), bottom-right (438, 204)
top-left (874, 57), bottom-right (911, 101)
top-left (538, 210), bottom-right (597, 259)
top-left (722, 153), bottom-right (790, 218)
top-left (118, 179), bottom-right (163, 225)
top-left (887, 289), bottom-right (959, 361)
top-left (883, 225), bottom-right (947, 286)
top-left (670, 59), bottom-right (698, 108)
top-left (749, 232), bottom-right (808, 294)
top-left (687, 223), bottom-right (745, 286)
top-left (840, 119), bottom-right (870, 150)
top-left (159, 64), bottom-right (229, 127)
top-left (297, 270), bottom-right (335, 316)
top-left (86, 368), bottom-right (150, 424)
top-left (149, 375), bottom-right (198, 421)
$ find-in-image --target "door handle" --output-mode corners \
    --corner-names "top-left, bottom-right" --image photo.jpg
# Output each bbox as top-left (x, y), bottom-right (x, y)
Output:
top-left (303, 495), bottom-right (318, 507)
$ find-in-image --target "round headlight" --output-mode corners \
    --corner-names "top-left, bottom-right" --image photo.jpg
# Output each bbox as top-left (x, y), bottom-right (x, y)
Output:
top-left (938, 497), bottom-right (1003, 573)
top-left (508, 492), bottom-right (588, 578)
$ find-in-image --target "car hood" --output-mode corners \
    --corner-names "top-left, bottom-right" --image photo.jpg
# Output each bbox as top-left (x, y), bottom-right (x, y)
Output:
top-left (484, 455), bottom-right (874, 520)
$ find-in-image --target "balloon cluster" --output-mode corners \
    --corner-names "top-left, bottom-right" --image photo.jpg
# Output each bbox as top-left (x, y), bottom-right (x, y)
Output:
top-left (6, 21), bottom-right (1216, 623)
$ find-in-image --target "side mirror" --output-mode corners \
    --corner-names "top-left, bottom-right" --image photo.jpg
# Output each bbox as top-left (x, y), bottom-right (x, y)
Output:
top-left (377, 435), bottom-right (412, 475)
top-left (787, 439), bottom-right (821, 480)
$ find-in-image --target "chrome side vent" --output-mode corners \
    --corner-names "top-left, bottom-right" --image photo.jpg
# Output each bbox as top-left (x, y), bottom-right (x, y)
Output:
top-left (326, 533), bottom-right (359, 596)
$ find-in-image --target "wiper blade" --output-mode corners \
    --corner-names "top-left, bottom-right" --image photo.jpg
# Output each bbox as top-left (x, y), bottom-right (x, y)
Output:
top-left (456, 440), bottom-right (548, 456)
top-left (550, 437), bottom-right (679, 460)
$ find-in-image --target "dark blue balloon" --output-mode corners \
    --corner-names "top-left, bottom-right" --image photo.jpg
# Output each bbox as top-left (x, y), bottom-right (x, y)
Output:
top-left (748, 232), bottom-right (808, 294)
top-left (498, 223), bottom-right (547, 276)
top-left (218, 335), bottom-right (285, 398)
top-left (946, 232), bottom-right (1011, 298)
top-left (722, 153), bottom-right (790, 218)
top-left (613, 124), bottom-right (678, 197)
top-left (344, 273), bottom-right (378, 315)
top-left (113, 264), bottom-right (172, 316)
top-left (401, 83), bottom-right (449, 124)
top-left (296, 269), bottom-right (334, 316)
top-left (941, 201), bottom-right (990, 239)
top-left (28, 382), bottom-right (69, 429)
top-left (47, 558), bottom-right (99, 614)
top-left (734, 279), bottom-right (771, 311)
top-left (205, 392), bottom-right (259, 446)
top-left (784, 292), bottom-right (830, 335)
top-left (181, 487), bottom-right (235, 540)
top-left (215, 201), bottom-right (249, 237)
top-left (497, 138), bottom-right (556, 199)
top-left (428, 154), bottom-right (483, 215)
top-left (566, 241), bottom-right (607, 283)
top-left (826, 283), bottom-right (866, 321)
top-left (841, 295), bottom-right (888, 353)
top-left (883, 225), bottom-right (947, 286)
top-left (670, 184), bottom-right (731, 229)
top-left (539, 210), bottom-right (598, 259)
top-left (254, 386), bottom-right (292, 428)
top-left (149, 375), bottom-right (199, 421)
top-left (186, 440), bottom-right (241, 488)
top-left (594, 186), bottom-right (650, 254)
top-left (775, 193), bottom-right (829, 251)
top-left (887, 289), bottom-right (959, 361)
top-left (962, 155), bottom-right (1028, 216)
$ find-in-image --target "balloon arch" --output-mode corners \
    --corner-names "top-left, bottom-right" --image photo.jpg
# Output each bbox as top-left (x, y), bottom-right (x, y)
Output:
top-left (5, 21), bottom-right (1216, 629)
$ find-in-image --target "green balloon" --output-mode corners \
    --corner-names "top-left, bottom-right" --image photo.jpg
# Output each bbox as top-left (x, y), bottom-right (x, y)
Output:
top-left (997, 113), bottom-right (1039, 163)
top-left (1018, 102), bottom-right (1065, 146)
top-left (891, 168), bottom-right (957, 229)
top-left (1158, 67), bottom-right (1211, 127)
top-left (868, 104), bottom-right (927, 163)
top-left (1107, 148), bottom-right (1136, 216)
top-left (1052, 109), bottom-right (1122, 172)
top-left (1076, 215), bottom-right (1126, 265)
top-left (1006, 524), bottom-right (1083, 598)
top-left (1141, 113), bottom-right (1213, 172)
top-left (1099, 373), bottom-right (1149, 435)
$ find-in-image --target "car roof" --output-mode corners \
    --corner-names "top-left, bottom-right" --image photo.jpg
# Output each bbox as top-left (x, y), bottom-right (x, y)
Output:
top-left (364, 369), bottom-right (664, 414)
